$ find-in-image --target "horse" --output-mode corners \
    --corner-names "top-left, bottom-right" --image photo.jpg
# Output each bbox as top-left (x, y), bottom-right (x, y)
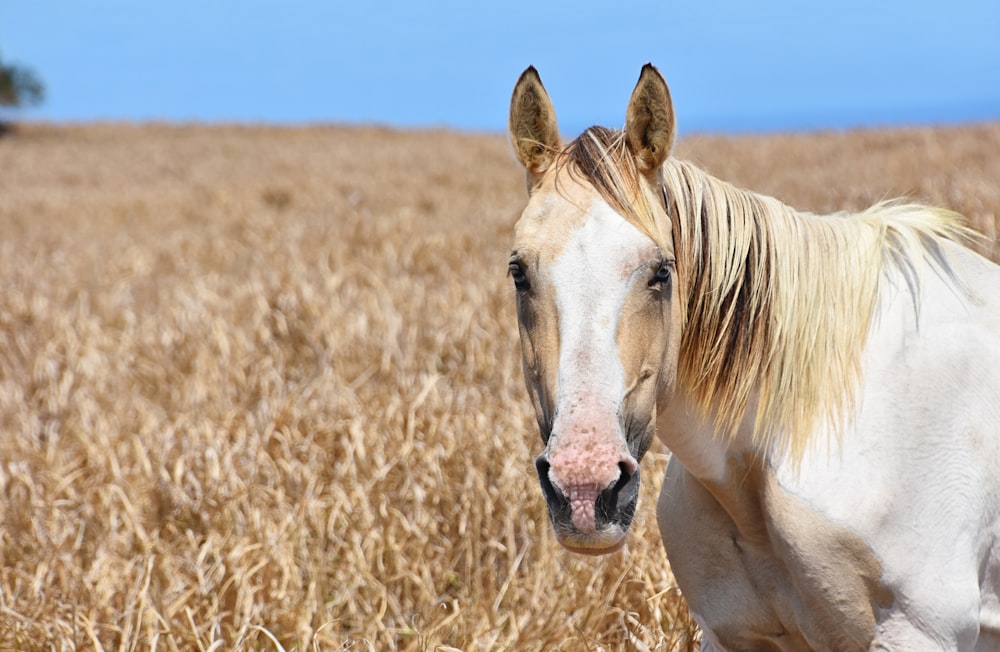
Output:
top-left (506, 64), bottom-right (1000, 651)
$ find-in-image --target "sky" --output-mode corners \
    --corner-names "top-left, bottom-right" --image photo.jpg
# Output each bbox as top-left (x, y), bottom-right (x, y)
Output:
top-left (1, 1), bottom-right (999, 135)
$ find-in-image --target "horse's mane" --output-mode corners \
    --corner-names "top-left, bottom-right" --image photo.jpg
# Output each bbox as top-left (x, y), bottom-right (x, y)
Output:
top-left (561, 126), bottom-right (970, 460)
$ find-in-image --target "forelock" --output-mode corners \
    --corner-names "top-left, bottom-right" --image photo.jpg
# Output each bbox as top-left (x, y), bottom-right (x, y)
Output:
top-left (558, 126), bottom-right (667, 253)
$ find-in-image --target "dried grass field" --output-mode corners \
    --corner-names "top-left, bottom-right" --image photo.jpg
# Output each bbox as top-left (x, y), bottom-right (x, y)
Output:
top-left (1, 121), bottom-right (999, 650)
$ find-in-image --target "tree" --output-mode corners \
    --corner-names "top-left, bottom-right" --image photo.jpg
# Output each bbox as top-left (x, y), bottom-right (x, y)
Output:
top-left (0, 51), bottom-right (45, 108)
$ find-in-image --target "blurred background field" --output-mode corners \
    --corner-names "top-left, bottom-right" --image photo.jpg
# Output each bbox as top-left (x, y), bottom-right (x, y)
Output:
top-left (1, 121), bottom-right (998, 650)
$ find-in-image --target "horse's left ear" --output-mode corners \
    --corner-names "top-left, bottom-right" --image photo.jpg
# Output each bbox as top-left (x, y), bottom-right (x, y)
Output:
top-left (625, 63), bottom-right (675, 172)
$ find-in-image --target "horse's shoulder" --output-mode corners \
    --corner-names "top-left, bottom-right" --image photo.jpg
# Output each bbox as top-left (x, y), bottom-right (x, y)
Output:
top-left (659, 457), bottom-right (888, 651)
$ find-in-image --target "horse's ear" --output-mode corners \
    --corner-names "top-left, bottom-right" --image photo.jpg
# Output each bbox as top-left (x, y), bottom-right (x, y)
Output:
top-left (625, 63), bottom-right (675, 172)
top-left (509, 66), bottom-right (561, 185)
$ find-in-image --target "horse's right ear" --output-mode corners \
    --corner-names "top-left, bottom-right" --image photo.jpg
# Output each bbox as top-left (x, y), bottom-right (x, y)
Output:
top-left (509, 66), bottom-right (561, 187)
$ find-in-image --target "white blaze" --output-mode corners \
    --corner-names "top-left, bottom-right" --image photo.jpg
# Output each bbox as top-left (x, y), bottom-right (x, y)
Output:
top-left (545, 199), bottom-right (657, 500)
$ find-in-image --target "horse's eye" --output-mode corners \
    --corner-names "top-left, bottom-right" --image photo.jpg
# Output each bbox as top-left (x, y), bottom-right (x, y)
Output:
top-left (509, 261), bottom-right (530, 291)
top-left (649, 262), bottom-right (671, 288)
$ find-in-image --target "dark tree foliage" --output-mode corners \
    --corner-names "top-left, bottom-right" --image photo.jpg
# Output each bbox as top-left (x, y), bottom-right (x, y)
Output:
top-left (0, 51), bottom-right (45, 108)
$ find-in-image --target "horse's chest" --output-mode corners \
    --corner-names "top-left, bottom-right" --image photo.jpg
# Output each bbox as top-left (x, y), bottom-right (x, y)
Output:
top-left (657, 458), bottom-right (891, 652)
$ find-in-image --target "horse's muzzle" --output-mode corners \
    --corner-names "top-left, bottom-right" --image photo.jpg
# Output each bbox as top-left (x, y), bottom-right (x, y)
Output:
top-left (535, 454), bottom-right (641, 554)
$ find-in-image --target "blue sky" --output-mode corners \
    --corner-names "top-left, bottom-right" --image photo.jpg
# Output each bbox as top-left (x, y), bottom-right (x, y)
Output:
top-left (1, 1), bottom-right (999, 134)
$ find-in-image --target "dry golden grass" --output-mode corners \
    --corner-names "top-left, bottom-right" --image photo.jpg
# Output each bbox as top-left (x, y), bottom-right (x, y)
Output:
top-left (1, 120), bottom-right (998, 651)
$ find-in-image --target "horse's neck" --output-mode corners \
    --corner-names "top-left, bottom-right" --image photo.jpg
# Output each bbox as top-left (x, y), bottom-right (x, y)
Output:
top-left (656, 387), bottom-right (766, 485)
top-left (666, 160), bottom-right (895, 464)
top-left (657, 163), bottom-right (794, 476)
top-left (658, 234), bottom-right (1000, 534)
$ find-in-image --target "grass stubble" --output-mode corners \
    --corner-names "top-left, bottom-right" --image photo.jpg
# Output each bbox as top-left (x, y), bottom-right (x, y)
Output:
top-left (0, 121), bottom-right (997, 650)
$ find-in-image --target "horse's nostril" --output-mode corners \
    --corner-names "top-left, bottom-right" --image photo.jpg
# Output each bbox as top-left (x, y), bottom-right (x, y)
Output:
top-left (534, 455), bottom-right (550, 484)
top-left (619, 456), bottom-right (638, 479)
top-left (596, 462), bottom-right (641, 524)
top-left (614, 461), bottom-right (633, 493)
top-left (535, 455), bottom-right (568, 517)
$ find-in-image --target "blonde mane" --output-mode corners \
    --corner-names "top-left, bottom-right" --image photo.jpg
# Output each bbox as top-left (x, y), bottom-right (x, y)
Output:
top-left (561, 126), bottom-right (971, 459)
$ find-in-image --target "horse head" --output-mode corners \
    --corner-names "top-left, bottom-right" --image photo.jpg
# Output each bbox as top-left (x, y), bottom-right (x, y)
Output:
top-left (508, 65), bottom-right (683, 554)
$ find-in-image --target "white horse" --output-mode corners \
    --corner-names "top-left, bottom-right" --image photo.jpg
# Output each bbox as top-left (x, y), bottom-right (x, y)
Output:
top-left (507, 64), bottom-right (1000, 650)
